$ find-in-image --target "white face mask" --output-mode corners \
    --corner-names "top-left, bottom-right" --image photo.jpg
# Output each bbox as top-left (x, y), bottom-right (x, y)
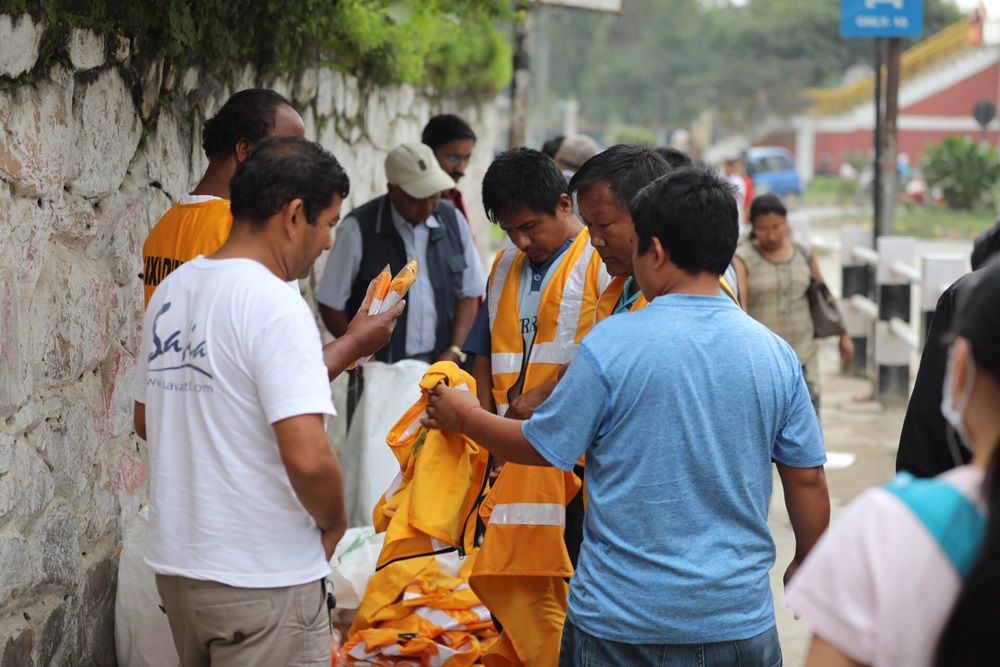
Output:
top-left (941, 344), bottom-right (977, 450)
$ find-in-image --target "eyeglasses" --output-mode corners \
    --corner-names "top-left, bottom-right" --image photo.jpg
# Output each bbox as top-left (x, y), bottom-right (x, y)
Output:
top-left (442, 154), bottom-right (472, 166)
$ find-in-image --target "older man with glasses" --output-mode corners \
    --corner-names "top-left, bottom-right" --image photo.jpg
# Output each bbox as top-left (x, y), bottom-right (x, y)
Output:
top-left (422, 114), bottom-right (477, 219)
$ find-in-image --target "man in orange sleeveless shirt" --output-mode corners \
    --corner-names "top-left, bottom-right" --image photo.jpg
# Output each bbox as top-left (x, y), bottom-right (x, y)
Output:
top-left (142, 90), bottom-right (399, 381)
top-left (141, 89), bottom-right (305, 307)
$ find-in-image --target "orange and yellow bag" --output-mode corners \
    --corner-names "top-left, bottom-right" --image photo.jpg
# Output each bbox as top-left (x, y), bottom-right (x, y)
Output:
top-left (348, 259), bottom-right (418, 369)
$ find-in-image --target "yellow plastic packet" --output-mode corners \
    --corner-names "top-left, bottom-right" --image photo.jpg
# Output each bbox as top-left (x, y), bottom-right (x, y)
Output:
top-left (381, 258), bottom-right (418, 310)
top-left (359, 264), bottom-right (392, 313)
top-left (348, 259), bottom-right (419, 369)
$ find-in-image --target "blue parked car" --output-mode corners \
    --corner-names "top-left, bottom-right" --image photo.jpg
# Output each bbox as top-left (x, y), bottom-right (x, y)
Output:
top-left (746, 147), bottom-right (801, 197)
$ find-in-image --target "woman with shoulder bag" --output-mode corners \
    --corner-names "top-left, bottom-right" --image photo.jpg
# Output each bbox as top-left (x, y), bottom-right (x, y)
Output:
top-left (734, 193), bottom-right (853, 413)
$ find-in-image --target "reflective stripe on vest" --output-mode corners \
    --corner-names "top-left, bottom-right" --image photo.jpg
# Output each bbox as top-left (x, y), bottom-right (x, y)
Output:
top-left (489, 502), bottom-right (566, 527)
top-left (488, 233), bottom-right (597, 416)
top-left (487, 249), bottom-right (518, 335)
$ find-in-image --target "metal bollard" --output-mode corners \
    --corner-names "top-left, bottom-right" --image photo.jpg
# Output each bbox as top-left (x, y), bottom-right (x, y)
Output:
top-left (840, 226), bottom-right (874, 375)
top-left (875, 236), bottom-right (917, 403)
top-left (920, 254), bottom-right (967, 345)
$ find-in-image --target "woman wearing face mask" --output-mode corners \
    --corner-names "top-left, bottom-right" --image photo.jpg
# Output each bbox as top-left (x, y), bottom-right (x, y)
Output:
top-left (785, 260), bottom-right (1000, 667)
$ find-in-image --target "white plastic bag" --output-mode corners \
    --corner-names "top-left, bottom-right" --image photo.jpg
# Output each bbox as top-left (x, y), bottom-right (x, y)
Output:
top-left (341, 359), bottom-right (429, 527)
top-left (115, 507), bottom-right (179, 667)
top-left (328, 527), bottom-right (386, 610)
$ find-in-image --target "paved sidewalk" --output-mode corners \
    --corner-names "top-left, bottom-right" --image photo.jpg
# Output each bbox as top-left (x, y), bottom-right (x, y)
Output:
top-left (769, 341), bottom-right (905, 666)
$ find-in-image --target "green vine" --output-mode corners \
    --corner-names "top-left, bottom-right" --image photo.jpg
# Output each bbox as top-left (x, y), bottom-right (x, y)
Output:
top-left (0, 0), bottom-right (513, 99)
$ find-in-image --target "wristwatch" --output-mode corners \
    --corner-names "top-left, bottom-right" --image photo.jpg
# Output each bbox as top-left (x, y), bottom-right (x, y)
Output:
top-left (448, 345), bottom-right (468, 364)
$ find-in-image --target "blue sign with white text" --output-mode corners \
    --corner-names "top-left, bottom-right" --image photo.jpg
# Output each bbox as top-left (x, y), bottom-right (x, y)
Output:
top-left (841, 0), bottom-right (924, 38)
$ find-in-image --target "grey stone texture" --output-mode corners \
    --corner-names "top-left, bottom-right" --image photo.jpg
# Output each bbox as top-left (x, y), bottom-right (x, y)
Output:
top-left (67, 29), bottom-right (106, 72)
top-left (0, 11), bottom-right (499, 665)
top-left (0, 14), bottom-right (44, 78)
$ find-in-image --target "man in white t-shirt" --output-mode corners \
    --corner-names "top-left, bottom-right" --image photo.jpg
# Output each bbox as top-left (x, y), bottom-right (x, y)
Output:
top-left (133, 137), bottom-right (403, 666)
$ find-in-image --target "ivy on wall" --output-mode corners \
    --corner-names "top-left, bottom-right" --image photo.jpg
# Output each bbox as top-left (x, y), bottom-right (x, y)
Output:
top-left (0, 0), bottom-right (513, 99)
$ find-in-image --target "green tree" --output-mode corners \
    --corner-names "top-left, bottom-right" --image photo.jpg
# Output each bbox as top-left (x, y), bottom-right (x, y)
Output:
top-left (0, 0), bottom-right (512, 98)
top-left (922, 136), bottom-right (1000, 210)
top-left (532, 0), bottom-right (964, 133)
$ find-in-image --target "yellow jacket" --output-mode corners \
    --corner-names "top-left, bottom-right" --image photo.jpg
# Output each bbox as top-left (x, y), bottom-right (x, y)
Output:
top-left (371, 363), bottom-right (490, 572)
top-left (486, 229), bottom-right (601, 416)
top-left (346, 363), bottom-right (495, 665)
top-left (344, 556), bottom-right (496, 666)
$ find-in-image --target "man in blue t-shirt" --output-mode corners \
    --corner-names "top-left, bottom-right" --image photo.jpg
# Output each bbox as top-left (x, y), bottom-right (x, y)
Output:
top-left (424, 166), bottom-right (830, 666)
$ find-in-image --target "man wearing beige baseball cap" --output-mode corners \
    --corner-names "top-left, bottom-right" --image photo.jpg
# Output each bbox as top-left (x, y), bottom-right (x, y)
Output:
top-left (317, 142), bottom-right (486, 380)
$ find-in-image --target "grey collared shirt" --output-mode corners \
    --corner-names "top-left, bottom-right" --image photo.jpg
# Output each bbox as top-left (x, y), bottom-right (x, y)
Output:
top-left (316, 201), bottom-right (486, 357)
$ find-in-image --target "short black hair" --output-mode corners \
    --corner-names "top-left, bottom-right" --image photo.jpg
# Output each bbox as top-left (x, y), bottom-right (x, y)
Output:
top-left (569, 144), bottom-right (672, 209)
top-left (630, 167), bottom-right (738, 276)
top-left (230, 137), bottom-right (350, 228)
top-left (654, 147), bottom-right (693, 170)
top-left (748, 193), bottom-right (787, 223)
top-left (422, 114), bottom-right (476, 149)
top-left (202, 89), bottom-right (294, 159)
top-left (482, 148), bottom-right (567, 224)
top-left (541, 135), bottom-right (565, 159)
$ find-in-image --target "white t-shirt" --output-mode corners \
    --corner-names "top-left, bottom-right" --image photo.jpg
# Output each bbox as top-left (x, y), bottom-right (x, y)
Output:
top-left (786, 465), bottom-right (986, 667)
top-left (134, 256), bottom-right (336, 588)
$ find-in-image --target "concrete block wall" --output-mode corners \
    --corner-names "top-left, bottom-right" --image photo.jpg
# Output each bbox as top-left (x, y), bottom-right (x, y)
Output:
top-left (0, 14), bottom-right (499, 665)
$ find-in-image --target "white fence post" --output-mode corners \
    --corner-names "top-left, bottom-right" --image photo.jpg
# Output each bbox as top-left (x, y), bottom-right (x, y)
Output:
top-left (875, 236), bottom-right (917, 403)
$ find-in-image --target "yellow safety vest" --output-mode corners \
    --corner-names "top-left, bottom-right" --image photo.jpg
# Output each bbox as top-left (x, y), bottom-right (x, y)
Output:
top-left (470, 464), bottom-right (581, 667)
top-left (476, 231), bottom-right (602, 666)
top-left (594, 275), bottom-right (649, 322)
top-left (486, 229), bottom-right (601, 416)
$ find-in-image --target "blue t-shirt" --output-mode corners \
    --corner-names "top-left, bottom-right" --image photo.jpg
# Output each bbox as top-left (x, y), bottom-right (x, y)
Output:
top-left (522, 294), bottom-right (825, 644)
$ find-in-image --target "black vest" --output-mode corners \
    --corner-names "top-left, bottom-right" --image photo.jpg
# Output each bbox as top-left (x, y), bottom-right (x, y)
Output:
top-left (345, 195), bottom-right (467, 363)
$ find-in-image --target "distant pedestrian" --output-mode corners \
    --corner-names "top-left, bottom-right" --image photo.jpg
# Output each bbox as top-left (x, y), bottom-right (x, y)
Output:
top-left (554, 134), bottom-right (600, 179)
top-left (734, 193), bottom-right (853, 413)
top-left (722, 155), bottom-right (749, 231)
top-left (541, 134), bottom-right (565, 159)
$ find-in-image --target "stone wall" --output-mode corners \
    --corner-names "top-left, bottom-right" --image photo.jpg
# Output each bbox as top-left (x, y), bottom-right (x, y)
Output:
top-left (0, 13), bottom-right (500, 665)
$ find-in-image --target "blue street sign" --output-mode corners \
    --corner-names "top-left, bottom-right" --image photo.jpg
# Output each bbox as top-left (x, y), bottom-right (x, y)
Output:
top-left (841, 0), bottom-right (924, 38)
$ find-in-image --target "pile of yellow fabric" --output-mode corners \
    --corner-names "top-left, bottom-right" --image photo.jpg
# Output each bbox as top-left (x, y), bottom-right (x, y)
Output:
top-left (342, 363), bottom-right (496, 666)
top-left (342, 556), bottom-right (496, 666)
